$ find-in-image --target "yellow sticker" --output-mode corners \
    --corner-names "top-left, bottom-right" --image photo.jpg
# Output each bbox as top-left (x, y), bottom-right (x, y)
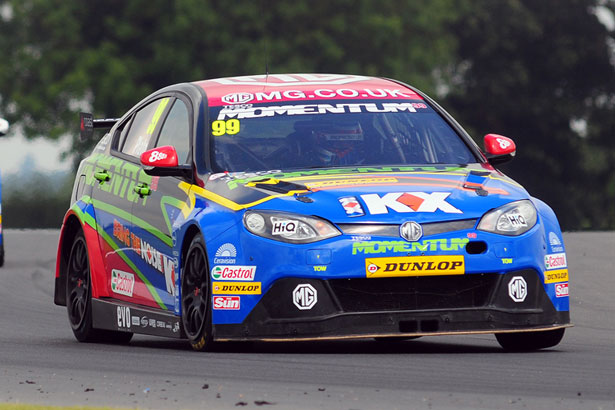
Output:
top-left (544, 269), bottom-right (568, 284)
top-left (212, 119), bottom-right (240, 136)
top-left (212, 281), bottom-right (261, 295)
top-left (365, 255), bottom-right (465, 278)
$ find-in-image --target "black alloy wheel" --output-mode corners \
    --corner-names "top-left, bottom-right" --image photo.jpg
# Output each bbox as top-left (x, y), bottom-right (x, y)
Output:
top-left (181, 234), bottom-right (213, 351)
top-left (66, 231), bottom-right (132, 344)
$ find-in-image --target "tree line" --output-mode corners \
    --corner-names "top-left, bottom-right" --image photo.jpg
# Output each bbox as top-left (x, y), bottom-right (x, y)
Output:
top-left (0, 0), bottom-right (613, 230)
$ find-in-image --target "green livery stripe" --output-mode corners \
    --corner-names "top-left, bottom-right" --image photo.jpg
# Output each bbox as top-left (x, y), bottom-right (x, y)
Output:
top-left (160, 195), bottom-right (187, 234)
top-left (96, 226), bottom-right (167, 310)
top-left (91, 198), bottom-right (173, 247)
top-left (75, 195), bottom-right (167, 310)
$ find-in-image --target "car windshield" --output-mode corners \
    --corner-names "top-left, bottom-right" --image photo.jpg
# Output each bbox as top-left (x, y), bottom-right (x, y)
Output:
top-left (209, 99), bottom-right (477, 172)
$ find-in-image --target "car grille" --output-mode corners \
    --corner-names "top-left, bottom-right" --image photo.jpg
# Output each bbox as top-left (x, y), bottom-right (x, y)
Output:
top-left (328, 275), bottom-right (497, 312)
top-left (338, 219), bottom-right (477, 238)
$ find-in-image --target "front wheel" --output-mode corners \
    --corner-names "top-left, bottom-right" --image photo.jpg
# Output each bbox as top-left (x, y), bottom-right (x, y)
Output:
top-left (495, 328), bottom-right (565, 351)
top-left (66, 231), bottom-right (132, 344)
top-left (181, 234), bottom-right (213, 351)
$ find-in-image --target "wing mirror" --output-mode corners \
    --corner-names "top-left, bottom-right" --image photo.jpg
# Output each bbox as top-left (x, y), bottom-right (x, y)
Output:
top-left (0, 118), bottom-right (9, 136)
top-left (140, 146), bottom-right (192, 178)
top-left (484, 134), bottom-right (516, 166)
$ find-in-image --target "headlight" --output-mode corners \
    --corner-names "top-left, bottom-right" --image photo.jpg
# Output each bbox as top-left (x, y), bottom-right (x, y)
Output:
top-left (243, 211), bottom-right (341, 243)
top-left (477, 200), bottom-right (537, 236)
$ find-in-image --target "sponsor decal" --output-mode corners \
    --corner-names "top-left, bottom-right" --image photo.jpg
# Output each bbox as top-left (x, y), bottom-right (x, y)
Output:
top-left (545, 253), bottom-right (567, 270)
top-left (467, 232), bottom-right (477, 239)
top-left (339, 196), bottom-right (365, 217)
top-left (213, 296), bottom-right (241, 310)
top-left (544, 269), bottom-right (569, 284)
top-left (508, 276), bottom-right (527, 302)
top-left (292, 284), bottom-right (318, 310)
top-left (131, 316), bottom-right (140, 326)
top-left (351, 235), bottom-right (372, 241)
top-left (133, 235), bottom-right (176, 296)
top-left (116, 306), bottom-right (131, 329)
top-left (365, 255), bottom-right (465, 278)
top-left (149, 318), bottom-right (156, 327)
top-left (222, 92), bottom-right (254, 104)
top-left (140, 316), bottom-right (148, 327)
top-left (555, 283), bottom-right (569, 298)
top-left (360, 192), bottom-right (462, 215)
top-left (399, 221), bottom-right (422, 242)
top-left (309, 177), bottom-right (397, 189)
top-left (352, 238), bottom-right (469, 255)
top-left (148, 150), bottom-right (168, 162)
top-left (271, 218), bottom-right (299, 236)
top-left (217, 102), bottom-right (425, 120)
top-left (173, 322), bottom-right (180, 333)
top-left (111, 269), bottom-right (135, 297)
top-left (548, 232), bottom-right (564, 252)
top-left (214, 243), bottom-right (237, 264)
top-left (313, 265), bottom-right (327, 272)
top-left (156, 320), bottom-right (166, 329)
top-left (212, 282), bottom-right (262, 295)
top-left (211, 265), bottom-right (256, 281)
top-left (506, 213), bottom-right (527, 228)
top-left (501, 258), bottom-right (513, 264)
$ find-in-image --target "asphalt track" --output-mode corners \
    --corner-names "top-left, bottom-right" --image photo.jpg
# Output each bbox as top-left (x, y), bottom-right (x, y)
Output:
top-left (0, 229), bottom-right (614, 410)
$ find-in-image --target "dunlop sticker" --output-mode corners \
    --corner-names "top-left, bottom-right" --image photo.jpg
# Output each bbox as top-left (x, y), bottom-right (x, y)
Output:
top-left (544, 269), bottom-right (568, 284)
top-left (212, 281), bottom-right (262, 295)
top-left (365, 255), bottom-right (465, 278)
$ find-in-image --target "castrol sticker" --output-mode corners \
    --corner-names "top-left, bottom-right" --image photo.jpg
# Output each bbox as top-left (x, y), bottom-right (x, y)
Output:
top-left (211, 265), bottom-right (256, 281)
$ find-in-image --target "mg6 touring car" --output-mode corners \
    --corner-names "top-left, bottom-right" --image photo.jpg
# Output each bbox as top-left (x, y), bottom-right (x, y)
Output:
top-left (54, 74), bottom-right (570, 351)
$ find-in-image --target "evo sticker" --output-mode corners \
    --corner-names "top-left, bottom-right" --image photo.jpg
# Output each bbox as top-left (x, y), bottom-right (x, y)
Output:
top-left (365, 255), bottom-right (465, 278)
top-left (212, 282), bottom-right (262, 295)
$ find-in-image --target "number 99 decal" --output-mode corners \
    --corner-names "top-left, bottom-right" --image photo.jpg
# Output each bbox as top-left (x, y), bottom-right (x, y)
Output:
top-left (212, 119), bottom-right (240, 136)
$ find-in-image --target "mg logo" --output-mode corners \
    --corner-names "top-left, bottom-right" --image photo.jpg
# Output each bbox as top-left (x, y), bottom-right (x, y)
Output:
top-left (292, 284), bottom-right (318, 310)
top-left (508, 276), bottom-right (527, 302)
top-left (400, 221), bottom-right (422, 242)
top-left (221, 92), bottom-right (254, 104)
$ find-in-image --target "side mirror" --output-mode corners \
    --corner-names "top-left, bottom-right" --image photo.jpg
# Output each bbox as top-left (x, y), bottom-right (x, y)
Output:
top-left (140, 146), bottom-right (192, 178)
top-left (484, 134), bottom-right (516, 166)
top-left (0, 118), bottom-right (9, 136)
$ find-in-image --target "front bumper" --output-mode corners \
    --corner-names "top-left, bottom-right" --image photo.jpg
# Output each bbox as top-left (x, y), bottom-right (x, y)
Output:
top-left (213, 269), bottom-right (570, 341)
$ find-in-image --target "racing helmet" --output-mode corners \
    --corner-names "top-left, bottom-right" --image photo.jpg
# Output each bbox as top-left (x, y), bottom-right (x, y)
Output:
top-left (312, 121), bottom-right (364, 165)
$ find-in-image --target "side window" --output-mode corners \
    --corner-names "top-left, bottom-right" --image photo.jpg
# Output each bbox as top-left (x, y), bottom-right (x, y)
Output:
top-left (121, 98), bottom-right (171, 158)
top-left (113, 116), bottom-right (133, 151)
top-left (156, 100), bottom-right (191, 164)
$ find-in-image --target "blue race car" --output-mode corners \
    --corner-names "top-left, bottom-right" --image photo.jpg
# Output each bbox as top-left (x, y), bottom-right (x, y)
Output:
top-left (54, 74), bottom-right (570, 351)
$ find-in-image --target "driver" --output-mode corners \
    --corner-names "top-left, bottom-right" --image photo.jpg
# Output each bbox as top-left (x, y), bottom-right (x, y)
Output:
top-left (306, 121), bottom-right (365, 166)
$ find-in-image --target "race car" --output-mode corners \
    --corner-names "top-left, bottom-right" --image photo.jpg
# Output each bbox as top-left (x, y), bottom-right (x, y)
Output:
top-left (54, 74), bottom-right (570, 351)
top-left (0, 117), bottom-right (8, 267)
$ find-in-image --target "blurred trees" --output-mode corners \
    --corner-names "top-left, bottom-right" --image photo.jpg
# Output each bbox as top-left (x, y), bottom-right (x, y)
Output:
top-left (445, 0), bottom-right (615, 229)
top-left (0, 0), bottom-right (614, 229)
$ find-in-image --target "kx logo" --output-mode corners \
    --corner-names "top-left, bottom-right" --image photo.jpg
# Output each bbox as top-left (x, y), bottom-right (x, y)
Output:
top-left (360, 192), bottom-right (461, 214)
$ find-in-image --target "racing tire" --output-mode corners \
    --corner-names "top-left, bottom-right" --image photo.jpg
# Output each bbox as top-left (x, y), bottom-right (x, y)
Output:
top-left (495, 328), bottom-right (565, 351)
top-left (66, 231), bottom-right (133, 344)
top-left (181, 234), bottom-right (214, 351)
top-left (0, 242), bottom-right (4, 267)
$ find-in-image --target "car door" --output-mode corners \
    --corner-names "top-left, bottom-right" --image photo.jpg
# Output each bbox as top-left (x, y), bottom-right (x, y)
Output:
top-left (130, 97), bottom-right (193, 313)
top-left (91, 97), bottom-right (173, 309)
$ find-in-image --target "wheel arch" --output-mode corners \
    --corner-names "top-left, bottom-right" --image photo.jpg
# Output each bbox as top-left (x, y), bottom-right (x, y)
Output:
top-left (54, 212), bottom-right (83, 306)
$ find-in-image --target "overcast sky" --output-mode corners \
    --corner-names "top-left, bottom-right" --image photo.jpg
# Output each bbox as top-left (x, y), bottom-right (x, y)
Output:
top-left (0, 133), bottom-right (71, 175)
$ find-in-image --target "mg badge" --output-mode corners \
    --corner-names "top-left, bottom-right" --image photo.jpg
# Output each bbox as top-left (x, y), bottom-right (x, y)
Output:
top-left (400, 221), bottom-right (423, 242)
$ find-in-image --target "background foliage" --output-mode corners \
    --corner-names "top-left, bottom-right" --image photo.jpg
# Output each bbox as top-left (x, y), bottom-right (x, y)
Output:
top-left (0, 0), bottom-right (614, 230)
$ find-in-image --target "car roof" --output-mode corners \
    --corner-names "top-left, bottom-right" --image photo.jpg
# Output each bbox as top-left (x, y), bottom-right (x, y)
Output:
top-left (192, 74), bottom-right (423, 106)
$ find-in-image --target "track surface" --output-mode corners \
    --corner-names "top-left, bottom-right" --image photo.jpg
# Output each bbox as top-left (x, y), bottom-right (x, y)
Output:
top-left (0, 230), bottom-right (614, 409)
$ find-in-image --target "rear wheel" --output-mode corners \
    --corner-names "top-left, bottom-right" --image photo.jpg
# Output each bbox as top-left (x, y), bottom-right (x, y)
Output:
top-left (181, 234), bottom-right (213, 351)
top-left (496, 328), bottom-right (565, 351)
top-left (66, 231), bottom-right (132, 344)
